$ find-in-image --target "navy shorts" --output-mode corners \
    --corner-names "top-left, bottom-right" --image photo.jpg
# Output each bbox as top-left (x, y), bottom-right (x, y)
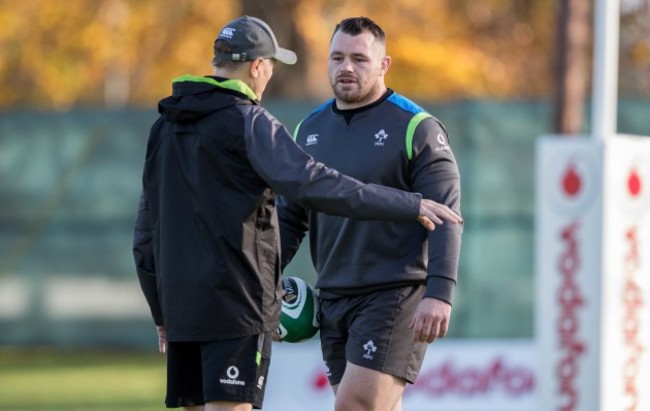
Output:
top-left (319, 285), bottom-right (428, 385)
top-left (165, 332), bottom-right (272, 409)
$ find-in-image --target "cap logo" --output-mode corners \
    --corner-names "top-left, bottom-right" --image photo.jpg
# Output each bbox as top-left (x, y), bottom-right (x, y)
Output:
top-left (215, 16), bottom-right (297, 65)
top-left (221, 27), bottom-right (236, 39)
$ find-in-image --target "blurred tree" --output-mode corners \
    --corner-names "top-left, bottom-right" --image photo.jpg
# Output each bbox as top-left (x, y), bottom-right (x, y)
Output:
top-left (552, 0), bottom-right (590, 134)
top-left (0, 0), bottom-right (238, 110)
top-left (266, 0), bottom-right (557, 100)
top-left (0, 0), bottom-right (647, 109)
top-left (619, 0), bottom-right (650, 97)
top-left (240, 0), bottom-right (309, 98)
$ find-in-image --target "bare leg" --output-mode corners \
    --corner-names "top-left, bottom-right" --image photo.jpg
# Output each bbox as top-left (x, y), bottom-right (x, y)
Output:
top-left (204, 401), bottom-right (253, 411)
top-left (333, 362), bottom-right (406, 411)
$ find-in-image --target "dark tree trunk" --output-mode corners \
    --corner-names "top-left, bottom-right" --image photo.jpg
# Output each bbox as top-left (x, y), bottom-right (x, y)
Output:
top-left (241, 0), bottom-right (309, 99)
top-left (553, 0), bottom-right (591, 134)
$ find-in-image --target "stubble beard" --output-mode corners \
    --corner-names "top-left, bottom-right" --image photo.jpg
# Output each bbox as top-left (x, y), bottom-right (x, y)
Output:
top-left (331, 81), bottom-right (367, 105)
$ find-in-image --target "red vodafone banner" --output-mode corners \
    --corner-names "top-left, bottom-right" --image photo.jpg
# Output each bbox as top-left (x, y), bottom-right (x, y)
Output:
top-left (536, 134), bottom-right (650, 411)
top-left (601, 135), bottom-right (650, 411)
top-left (264, 340), bottom-right (536, 411)
top-left (536, 136), bottom-right (603, 411)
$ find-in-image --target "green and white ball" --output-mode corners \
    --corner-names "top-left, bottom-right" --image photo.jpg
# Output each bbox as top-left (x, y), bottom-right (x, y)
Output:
top-left (277, 277), bottom-right (320, 343)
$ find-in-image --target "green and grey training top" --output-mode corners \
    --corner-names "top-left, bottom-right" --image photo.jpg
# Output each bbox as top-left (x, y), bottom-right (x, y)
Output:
top-left (278, 90), bottom-right (463, 304)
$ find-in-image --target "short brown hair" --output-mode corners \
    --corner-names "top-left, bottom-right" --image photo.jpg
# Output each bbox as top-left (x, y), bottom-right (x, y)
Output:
top-left (211, 40), bottom-right (241, 69)
top-left (331, 17), bottom-right (386, 44)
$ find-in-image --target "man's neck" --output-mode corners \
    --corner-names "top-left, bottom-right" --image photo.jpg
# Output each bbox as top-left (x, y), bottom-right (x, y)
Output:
top-left (332, 89), bottom-right (393, 125)
top-left (335, 85), bottom-right (388, 110)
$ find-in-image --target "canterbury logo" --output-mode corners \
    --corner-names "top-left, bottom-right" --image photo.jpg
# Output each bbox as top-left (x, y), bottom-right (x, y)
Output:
top-left (221, 27), bottom-right (235, 39)
top-left (306, 134), bottom-right (319, 146)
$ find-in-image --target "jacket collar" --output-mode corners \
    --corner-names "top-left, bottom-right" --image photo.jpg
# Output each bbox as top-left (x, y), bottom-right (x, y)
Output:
top-left (172, 74), bottom-right (258, 101)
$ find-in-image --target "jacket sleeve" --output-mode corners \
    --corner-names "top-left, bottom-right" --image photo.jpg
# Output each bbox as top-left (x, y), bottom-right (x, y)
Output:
top-left (410, 118), bottom-right (463, 305)
top-left (133, 190), bottom-right (164, 325)
top-left (241, 106), bottom-right (421, 221)
top-left (277, 194), bottom-right (309, 270)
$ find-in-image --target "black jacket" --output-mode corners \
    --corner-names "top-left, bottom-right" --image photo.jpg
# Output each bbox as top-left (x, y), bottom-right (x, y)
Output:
top-left (133, 75), bottom-right (423, 341)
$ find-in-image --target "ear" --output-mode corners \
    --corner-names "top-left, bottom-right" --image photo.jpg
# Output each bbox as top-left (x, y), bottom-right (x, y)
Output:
top-left (249, 58), bottom-right (265, 78)
top-left (380, 55), bottom-right (391, 76)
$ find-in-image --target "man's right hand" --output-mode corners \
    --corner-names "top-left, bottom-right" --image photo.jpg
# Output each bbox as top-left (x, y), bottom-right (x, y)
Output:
top-left (156, 325), bottom-right (167, 354)
top-left (417, 199), bottom-right (463, 231)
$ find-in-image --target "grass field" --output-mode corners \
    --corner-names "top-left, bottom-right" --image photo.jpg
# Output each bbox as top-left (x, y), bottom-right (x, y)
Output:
top-left (0, 348), bottom-right (166, 411)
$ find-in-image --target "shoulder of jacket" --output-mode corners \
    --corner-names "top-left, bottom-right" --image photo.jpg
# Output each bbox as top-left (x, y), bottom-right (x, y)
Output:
top-left (385, 92), bottom-right (429, 116)
top-left (383, 93), bottom-right (439, 161)
top-left (383, 92), bottom-right (451, 160)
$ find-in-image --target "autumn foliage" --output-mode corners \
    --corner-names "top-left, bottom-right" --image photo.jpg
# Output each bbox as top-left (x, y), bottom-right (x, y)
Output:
top-left (0, 0), bottom-right (647, 110)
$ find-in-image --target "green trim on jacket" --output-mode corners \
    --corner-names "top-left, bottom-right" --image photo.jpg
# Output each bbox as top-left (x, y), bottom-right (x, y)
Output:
top-left (173, 74), bottom-right (258, 101)
top-left (406, 112), bottom-right (433, 161)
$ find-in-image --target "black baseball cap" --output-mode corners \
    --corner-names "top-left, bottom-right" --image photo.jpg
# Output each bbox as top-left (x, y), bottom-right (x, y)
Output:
top-left (214, 15), bottom-right (297, 65)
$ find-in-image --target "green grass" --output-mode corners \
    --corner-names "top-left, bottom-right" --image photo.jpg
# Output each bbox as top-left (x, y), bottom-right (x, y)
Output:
top-left (0, 349), bottom-right (167, 411)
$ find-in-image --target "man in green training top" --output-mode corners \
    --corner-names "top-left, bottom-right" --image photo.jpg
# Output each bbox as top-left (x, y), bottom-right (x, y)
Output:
top-left (279, 16), bottom-right (463, 411)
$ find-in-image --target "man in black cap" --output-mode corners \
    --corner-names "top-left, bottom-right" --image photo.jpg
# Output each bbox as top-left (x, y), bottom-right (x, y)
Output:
top-left (133, 15), bottom-right (462, 411)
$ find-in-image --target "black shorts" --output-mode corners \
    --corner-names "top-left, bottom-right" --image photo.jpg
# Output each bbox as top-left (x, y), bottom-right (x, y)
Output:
top-left (319, 285), bottom-right (427, 385)
top-left (165, 332), bottom-right (272, 409)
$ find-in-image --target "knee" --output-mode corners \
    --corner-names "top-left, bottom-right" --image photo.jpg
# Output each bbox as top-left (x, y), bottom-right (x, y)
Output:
top-left (334, 391), bottom-right (374, 411)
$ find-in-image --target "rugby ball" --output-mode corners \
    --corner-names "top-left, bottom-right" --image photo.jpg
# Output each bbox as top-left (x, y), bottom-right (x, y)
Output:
top-left (277, 276), bottom-right (320, 343)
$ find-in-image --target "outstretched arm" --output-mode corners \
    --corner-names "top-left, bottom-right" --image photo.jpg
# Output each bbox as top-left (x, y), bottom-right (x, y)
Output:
top-left (242, 106), bottom-right (461, 228)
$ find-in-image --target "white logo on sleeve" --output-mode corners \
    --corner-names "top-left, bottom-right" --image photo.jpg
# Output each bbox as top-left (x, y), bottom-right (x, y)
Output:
top-left (306, 134), bottom-right (319, 146)
top-left (362, 340), bottom-right (377, 359)
top-left (220, 365), bottom-right (245, 386)
top-left (374, 130), bottom-right (388, 146)
top-left (257, 376), bottom-right (265, 389)
top-left (435, 132), bottom-right (450, 151)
